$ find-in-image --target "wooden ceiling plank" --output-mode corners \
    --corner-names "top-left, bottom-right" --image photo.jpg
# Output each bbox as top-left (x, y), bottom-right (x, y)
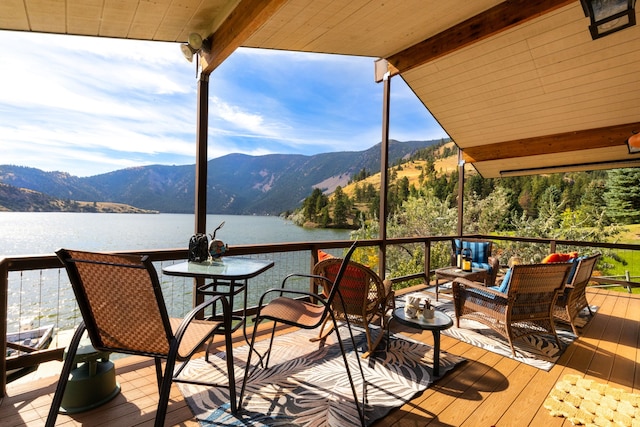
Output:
top-left (387, 0), bottom-right (574, 74)
top-left (462, 123), bottom-right (640, 164)
top-left (200, 0), bottom-right (288, 73)
top-left (0, 0), bottom-right (29, 30)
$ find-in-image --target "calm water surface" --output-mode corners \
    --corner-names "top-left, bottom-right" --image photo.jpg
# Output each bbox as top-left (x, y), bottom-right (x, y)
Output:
top-left (0, 212), bottom-right (350, 256)
top-left (1, 213), bottom-right (351, 333)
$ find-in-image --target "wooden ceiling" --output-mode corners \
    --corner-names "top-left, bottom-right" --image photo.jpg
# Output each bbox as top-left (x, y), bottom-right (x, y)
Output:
top-left (2, 0), bottom-right (639, 178)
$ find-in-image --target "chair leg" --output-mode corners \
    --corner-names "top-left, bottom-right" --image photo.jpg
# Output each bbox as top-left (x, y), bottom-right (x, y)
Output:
top-left (310, 316), bottom-right (332, 343)
top-left (330, 313), bottom-right (366, 427)
top-left (223, 313), bottom-right (237, 414)
top-left (45, 322), bottom-right (87, 427)
top-left (154, 357), bottom-right (163, 392)
top-left (238, 318), bottom-right (263, 410)
top-left (154, 347), bottom-right (177, 427)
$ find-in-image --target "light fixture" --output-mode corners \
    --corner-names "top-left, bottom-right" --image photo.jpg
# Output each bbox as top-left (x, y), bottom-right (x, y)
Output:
top-left (180, 33), bottom-right (204, 62)
top-left (627, 132), bottom-right (640, 153)
top-left (580, 0), bottom-right (637, 39)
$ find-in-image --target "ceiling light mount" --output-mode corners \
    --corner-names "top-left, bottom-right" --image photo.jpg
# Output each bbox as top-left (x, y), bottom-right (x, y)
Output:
top-left (180, 33), bottom-right (211, 62)
top-left (581, 0), bottom-right (637, 39)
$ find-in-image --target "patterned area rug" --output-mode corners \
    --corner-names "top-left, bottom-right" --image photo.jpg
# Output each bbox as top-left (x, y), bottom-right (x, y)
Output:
top-left (177, 326), bottom-right (465, 426)
top-left (407, 289), bottom-right (597, 371)
top-left (544, 374), bottom-right (640, 426)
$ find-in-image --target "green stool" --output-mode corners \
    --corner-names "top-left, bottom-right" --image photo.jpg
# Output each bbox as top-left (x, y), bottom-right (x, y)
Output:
top-left (59, 338), bottom-right (121, 414)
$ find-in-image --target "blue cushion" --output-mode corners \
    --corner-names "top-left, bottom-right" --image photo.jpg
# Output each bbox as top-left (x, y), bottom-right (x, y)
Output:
top-left (495, 268), bottom-right (512, 293)
top-left (473, 262), bottom-right (492, 271)
top-left (566, 256), bottom-right (585, 284)
top-left (454, 239), bottom-right (490, 264)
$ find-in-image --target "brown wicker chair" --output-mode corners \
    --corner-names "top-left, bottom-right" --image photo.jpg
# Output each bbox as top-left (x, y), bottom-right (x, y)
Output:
top-left (451, 238), bottom-right (500, 286)
top-left (47, 249), bottom-right (237, 427)
top-left (238, 241), bottom-right (366, 426)
top-left (312, 258), bottom-right (394, 358)
top-left (452, 263), bottom-right (571, 357)
top-left (553, 253), bottom-right (600, 335)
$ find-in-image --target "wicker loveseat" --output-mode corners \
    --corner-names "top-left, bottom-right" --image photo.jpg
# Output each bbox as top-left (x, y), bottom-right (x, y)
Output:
top-left (452, 262), bottom-right (571, 357)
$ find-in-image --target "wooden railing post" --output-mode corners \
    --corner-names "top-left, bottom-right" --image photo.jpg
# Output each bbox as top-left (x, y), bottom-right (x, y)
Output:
top-left (1, 259), bottom-right (9, 398)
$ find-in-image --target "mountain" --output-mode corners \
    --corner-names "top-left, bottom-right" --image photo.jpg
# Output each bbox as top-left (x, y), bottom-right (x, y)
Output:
top-left (0, 139), bottom-right (443, 214)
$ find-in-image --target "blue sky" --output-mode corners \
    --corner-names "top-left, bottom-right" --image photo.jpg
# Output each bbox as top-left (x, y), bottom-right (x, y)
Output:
top-left (0, 31), bottom-right (448, 177)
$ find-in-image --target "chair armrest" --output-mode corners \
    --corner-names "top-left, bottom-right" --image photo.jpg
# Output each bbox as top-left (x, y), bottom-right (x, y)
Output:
top-left (281, 273), bottom-right (331, 288)
top-left (452, 277), bottom-right (505, 297)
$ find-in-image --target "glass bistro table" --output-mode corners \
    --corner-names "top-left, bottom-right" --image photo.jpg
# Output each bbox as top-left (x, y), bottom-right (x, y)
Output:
top-left (162, 257), bottom-right (274, 341)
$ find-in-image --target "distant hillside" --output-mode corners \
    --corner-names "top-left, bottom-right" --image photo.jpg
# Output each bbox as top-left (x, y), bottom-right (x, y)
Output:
top-left (0, 139), bottom-right (445, 214)
top-left (0, 183), bottom-right (157, 213)
top-left (341, 142), bottom-right (459, 197)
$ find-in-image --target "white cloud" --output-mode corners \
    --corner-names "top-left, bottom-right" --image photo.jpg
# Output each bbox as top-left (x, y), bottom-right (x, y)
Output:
top-left (0, 32), bottom-right (446, 177)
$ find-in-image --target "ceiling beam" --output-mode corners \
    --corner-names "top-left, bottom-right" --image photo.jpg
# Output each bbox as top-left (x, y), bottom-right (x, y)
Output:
top-left (200, 0), bottom-right (287, 74)
top-left (387, 0), bottom-right (574, 76)
top-left (462, 122), bottom-right (640, 163)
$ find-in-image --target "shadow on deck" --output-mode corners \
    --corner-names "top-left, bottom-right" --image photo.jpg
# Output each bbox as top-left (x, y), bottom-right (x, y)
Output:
top-left (1, 288), bottom-right (637, 426)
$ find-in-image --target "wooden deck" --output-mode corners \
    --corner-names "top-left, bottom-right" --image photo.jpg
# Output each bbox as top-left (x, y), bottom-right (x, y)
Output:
top-left (2, 288), bottom-right (638, 426)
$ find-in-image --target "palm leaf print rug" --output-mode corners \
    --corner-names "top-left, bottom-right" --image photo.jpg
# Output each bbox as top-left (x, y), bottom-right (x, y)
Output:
top-left (406, 290), bottom-right (597, 371)
top-left (177, 326), bottom-right (465, 426)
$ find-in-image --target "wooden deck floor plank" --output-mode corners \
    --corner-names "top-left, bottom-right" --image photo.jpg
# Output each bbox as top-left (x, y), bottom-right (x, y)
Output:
top-left (408, 349), bottom-right (506, 426)
top-left (380, 332), bottom-right (500, 425)
top-left (582, 291), bottom-right (626, 385)
top-left (443, 355), bottom-right (521, 426)
top-left (5, 289), bottom-right (639, 427)
top-left (609, 293), bottom-right (640, 390)
top-left (497, 289), bottom-right (618, 426)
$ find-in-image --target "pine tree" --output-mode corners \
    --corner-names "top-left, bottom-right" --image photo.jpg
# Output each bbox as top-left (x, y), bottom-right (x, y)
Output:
top-left (604, 168), bottom-right (640, 224)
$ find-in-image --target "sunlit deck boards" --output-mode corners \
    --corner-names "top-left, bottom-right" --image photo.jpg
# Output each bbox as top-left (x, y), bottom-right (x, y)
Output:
top-left (2, 288), bottom-right (638, 426)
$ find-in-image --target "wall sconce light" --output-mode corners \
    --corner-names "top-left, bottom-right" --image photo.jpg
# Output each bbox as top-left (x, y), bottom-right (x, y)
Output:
top-left (581, 0), bottom-right (637, 39)
top-left (627, 132), bottom-right (640, 153)
top-left (180, 33), bottom-right (208, 62)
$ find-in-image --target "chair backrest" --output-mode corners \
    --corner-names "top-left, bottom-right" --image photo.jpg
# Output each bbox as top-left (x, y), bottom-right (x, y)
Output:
top-left (313, 256), bottom-right (384, 316)
top-left (506, 262), bottom-right (571, 318)
top-left (316, 241), bottom-right (359, 309)
top-left (569, 253), bottom-right (600, 288)
top-left (57, 249), bottom-right (174, 357)
top-left (451, 238), bottom-right (493, 265)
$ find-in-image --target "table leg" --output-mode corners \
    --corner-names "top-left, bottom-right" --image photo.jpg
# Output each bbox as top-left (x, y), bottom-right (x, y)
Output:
top-left (431, 329), bottom-right (441, 377)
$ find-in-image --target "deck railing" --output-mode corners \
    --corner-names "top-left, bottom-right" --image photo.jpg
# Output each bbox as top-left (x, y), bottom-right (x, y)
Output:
top-left (2, 235), bottom-right (639, 397)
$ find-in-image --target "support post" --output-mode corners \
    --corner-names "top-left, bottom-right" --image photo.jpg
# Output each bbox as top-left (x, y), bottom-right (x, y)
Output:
top-left (457, 149), bottom-right (465, 237)
top-left (194, 71), bottom-right (210, 310)
top-left (378, 69), bottom-right (391, 277)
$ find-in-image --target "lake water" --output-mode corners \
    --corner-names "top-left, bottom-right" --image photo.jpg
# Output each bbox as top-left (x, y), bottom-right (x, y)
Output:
top-left (1, 213), bottom-right (351, 334)
top-left (0, 212), bottom-right (350, 256)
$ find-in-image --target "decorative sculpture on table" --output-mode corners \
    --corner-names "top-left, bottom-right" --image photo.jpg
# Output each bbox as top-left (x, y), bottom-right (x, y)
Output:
top-left (404, 295), bottom-right (422, 318)
top-left (208, 221), bottom-right (228, 260)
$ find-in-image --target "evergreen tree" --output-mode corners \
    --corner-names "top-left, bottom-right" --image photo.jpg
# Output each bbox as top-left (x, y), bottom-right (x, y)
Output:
top-left (333, 186), bottom-right (348, 226)
top-left (604, 168), bottom-right (640, 224)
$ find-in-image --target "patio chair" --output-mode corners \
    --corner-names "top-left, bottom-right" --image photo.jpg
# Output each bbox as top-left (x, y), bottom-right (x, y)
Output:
top-left (238, 241), bottom-right (367, 427)
top-left (312, 258), bottom-right (395, 358)
top-left (553, 253), bottom-right (600, 335)
top-left (452, 262), bottom-right (571, 357)
top-left (46, 249), bottom-right (237, 427)
top-left (451, 238), bottom-right (500, 286)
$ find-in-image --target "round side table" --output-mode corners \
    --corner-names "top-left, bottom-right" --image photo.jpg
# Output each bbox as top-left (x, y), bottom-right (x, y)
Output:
top-left (390, 307), bottom-right (453, 376)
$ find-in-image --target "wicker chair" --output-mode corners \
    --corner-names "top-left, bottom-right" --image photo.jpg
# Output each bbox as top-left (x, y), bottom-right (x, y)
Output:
top-left (553, 253), bottom-right (600, 335)
top-left (47, 249), bottom-right (237, 427)
top-left (238, 241), bottom-right (366, 426)
top-left (313, 258), bottom-right (395, 358)
top-left (451, 238), bottom-right (500, 286)
top-left (452, 263), bottom-right (571, 357)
